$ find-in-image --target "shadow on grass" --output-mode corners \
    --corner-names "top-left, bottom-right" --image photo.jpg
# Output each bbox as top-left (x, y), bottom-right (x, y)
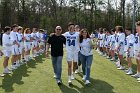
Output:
top-left (0, 54), bottom-right (46, 92)
top-left (59, 78), bottom-right (115, 93)
top-left (0, 64), bottom-right (29, 92)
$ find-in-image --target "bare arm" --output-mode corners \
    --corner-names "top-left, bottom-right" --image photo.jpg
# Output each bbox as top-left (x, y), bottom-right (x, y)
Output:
top-left (46, 43), bottom-right (50, 57)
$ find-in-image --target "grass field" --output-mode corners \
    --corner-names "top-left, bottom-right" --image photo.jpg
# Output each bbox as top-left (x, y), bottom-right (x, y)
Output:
top-left (0, 50), bottom-right (140, 93)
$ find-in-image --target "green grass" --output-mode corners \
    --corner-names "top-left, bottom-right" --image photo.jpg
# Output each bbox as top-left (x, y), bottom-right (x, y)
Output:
top-left (0, 50), bottom-right (140, 93)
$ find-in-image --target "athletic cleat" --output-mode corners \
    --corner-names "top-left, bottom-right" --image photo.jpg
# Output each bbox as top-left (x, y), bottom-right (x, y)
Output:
top-left (125, 69), bottom-right (130, 73)
top-left (68, 80), bottom-right (72, 85)
top-left (103, 54), bottom-right (106, 57)
top-left (106, 56), bottom-right (110, 59)
top-left (75, 70), bottom-right (78, 74)
top-left (131, 73), bottom-right (140, 78)
top-left (3, 71), bottom-right (11, 74)
top-left (57, 80), bottom-right (62, 85)
top-left (126, 70), bottom-right (133, 75)
top-left (0, 74), bottom-right (5, 77)
top-left (20, 62), bottom-right (24, 65)
top-left (11, 65), bottom-right (17, 70)
top-left (110, 58), bottom-right (114, 61)
top-left (16, 63), bottom-right (20, 68)
top-left (85, 80), bottom-right (91, 85)
top-left (117, 66), bottom-right (125, 70)
top-left (71, 75), bottom-right (75, 80)
top-left (53, 75), bottom-right (57, 78)
top-left (137, 78), bottom-right (140, 81)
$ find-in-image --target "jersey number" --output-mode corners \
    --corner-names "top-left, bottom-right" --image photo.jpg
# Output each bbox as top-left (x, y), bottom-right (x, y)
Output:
top-left (125, 39), bottom-right (127, 45)
top-left (135, 37), bottom-right (138, 44)
top-left (116, 37), bottom-right (119, 42)
top-left (67, 39), bottom-right (75, 46)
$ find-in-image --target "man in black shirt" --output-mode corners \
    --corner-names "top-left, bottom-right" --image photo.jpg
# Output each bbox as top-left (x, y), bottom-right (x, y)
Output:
top-left (46, 26), bottom-right (66, 85)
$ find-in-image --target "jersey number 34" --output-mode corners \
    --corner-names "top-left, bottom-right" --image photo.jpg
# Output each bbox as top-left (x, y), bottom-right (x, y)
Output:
top-left (67, 39), bottom-right (75, 46)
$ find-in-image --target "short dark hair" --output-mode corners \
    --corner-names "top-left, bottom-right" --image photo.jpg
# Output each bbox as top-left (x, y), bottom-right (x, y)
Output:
top-left (99, 28), bottom-right (103, 32)
top-left (111, 29), bottom-right (115, 32)
top-left (106, 30), bottom-right (111, 34)
top-left (125, 27), bottom-right (132, 31)
top-left (4, 26), bottom-right (11, 33)
top-left (115, 26), bottom-right (124, 32)
top-left (12, 24), bottom-right (18, 29)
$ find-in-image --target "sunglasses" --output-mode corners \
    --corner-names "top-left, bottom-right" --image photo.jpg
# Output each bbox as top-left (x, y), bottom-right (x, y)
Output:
top-left (56, 29), bottom-right (61, 30)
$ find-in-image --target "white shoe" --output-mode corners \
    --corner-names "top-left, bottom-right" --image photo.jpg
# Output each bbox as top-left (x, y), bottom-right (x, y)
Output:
top-left (131, 73), bottom-right (140, 78)
top-left (29, 56), bottom-right (32, 60)
top-left (137, 78), bottom-right (140, 81)
top-left (100, 53), bottom-right (103, 56)
top-left (71, 75), bottom-right (75, 80)
top-left (22, 59), bottom-right (26, 62)
top-left (85, 80), bottom-right (91, 85)
top-left (25, 58), bottom-right (29, 62)
top-left (3, 69), bottom-right (11, 74)
top-left (110, 58), bottom-right (115, 61)
top-left (0, 74), bottom-right (5, 77)
top-left (11, 65), bottom-right (17, 70)
top-left (117, 66), bottom-right (125, 70)
top-left (75, 70), bottom-right (78, 74)
top-left (82, 75), bottom-right (86, 81)
top-left (53, 75), bottom-right (57, 78)
top-left (57, 80), bottom-right (62, 85)
top-left (68, 80), bottom-right (72, 84)
top-left (16, 63), bottom-right (20, 67)
top-left (125, 69), bottom-right (130, 73)
top-left (106, 56), bottom-right (110, 59)
top-left (126, 70), bottom-right (133, 75)
top-left (33, 54), bottom-right (36, 58)
top-left (20, 62), bottom-right (24, 65)
top-left (103, 54), bottom-right (106, 57)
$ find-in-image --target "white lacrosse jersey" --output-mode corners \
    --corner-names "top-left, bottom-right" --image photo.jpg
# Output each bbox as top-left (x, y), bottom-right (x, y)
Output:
top-left (63, 32), bottom-right (80, 52)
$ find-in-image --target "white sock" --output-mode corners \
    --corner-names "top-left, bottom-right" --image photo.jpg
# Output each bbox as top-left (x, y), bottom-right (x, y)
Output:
top-left (68, 76), bottom-right (71, 81)
top-left (72, 71), bottom-right (74, 75)
top-left (25, 55), bottom-right (28, 60)
top-left (4, 67), bottom-right (8, 72)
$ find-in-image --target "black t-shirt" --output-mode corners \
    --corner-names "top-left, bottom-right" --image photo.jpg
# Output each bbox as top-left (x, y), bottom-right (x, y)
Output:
top-left (48, 34), bottom-right (66, 57)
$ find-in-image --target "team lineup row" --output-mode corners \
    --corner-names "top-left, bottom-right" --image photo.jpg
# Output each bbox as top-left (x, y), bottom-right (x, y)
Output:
top-left (94, 21), bottom-right (140, 82)
top-left (0, 24), bottom-right (46, 77)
